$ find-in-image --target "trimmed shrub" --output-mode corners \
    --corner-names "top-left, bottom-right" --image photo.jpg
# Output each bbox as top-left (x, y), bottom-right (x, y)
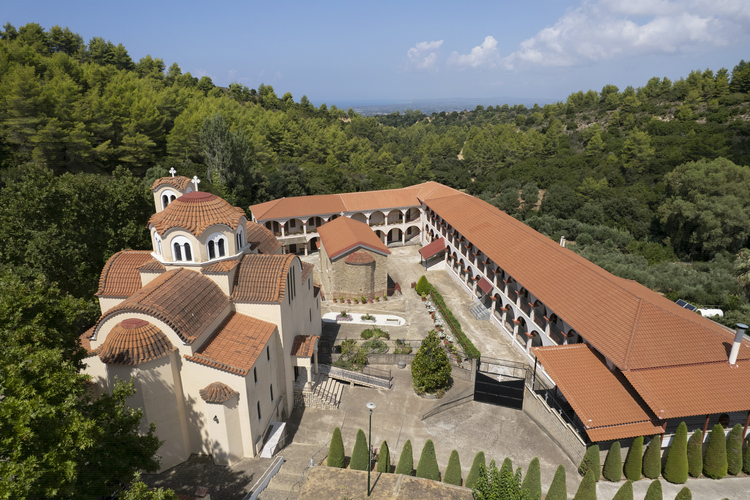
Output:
top-left (328, 427), bottom-right (345, 468)
top-left (416, 439), bottom-right (440, 481)
top-left (644, 479), bottom-right (663, 500)
top-left (416, 275), bottom-right (430, 296)
top-left (726, 423), bottom-right (743, 475)
top-left (522, 457), bottom-right (542, 499)
top-left (624, 436), bottom-right (643, 481)
top-left (572, 470), bottom-right (596, 500)
top-left (612, 480), bottom-right (633, 500)
top-left (465, 451), bottom-right (485, 489)
top-left (377, 440), bottom-right (390, 473)
top-left (663, 422), bottom-right (688, 484)
top-left (687, 430), bottom-right (703, 478)
top-left (603, 441), bottom-right (622, 482)
top-left (395, 440), bottom-right (413, 476)
top-left (500, 457), bottom-right (513, 478)
top-left (350, 429), bottom-right (369, 471)
top-left (444, 450), bottom-right (462, 486)
top-left (578, 444), bottom-right (600, 481)
top-left (545, 465), bottom-right (567, 500)
top-left (642, 437), bottom-right (661, 480)
top-left (674, 487), bottom-right (692, 500)
top-left (744, 436), bottom-right (750, 475)
top-left (703, 424), bottom-right (728, 479)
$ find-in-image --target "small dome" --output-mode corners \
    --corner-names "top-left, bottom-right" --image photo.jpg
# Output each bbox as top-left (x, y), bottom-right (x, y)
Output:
top-left (199, 382), bottom-right (239, 404)
top-left (149, 192), bottom-right (247, 237)
top-left (345, 251), bottom-right (375, 265)
top-left (98, 319), bottom-right (174, 365)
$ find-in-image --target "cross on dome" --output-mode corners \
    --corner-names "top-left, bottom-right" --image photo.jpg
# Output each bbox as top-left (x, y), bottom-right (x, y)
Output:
top-left (192, 176), bottom-right (201, 191)
top-left (169, 167), bottom-right (176, 177)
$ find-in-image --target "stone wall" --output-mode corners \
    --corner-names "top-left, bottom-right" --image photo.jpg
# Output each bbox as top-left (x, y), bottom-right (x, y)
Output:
top-left (522, 386), bottom-right (587, 465)
top-left (325, 247), bottom-right (388, 300)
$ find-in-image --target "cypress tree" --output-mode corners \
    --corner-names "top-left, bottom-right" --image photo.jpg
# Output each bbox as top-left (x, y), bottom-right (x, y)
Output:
top-left (500, 457), bottom-right (513, 478)
top-left (642, 437), bottom-right (661, 480)
top-left (572, 469), bottom-right (597, 500)
top-left (578, 444), bottom-right (600, 481)
top-left (663, 422), bottom-right (688, 484)
top-left (624, 436), bottom-right (643, 481)
top-left (443, 449), bottom-right (462, 486)
top-left (350, 429), bottom-right (369, 471)
top-left (644, 479), bottom-right (663, 500)
top-left (703, 424), bottom-right (728, 479)
top-left (395, 439), bottom-right (413, 476)
top-left (377, 440), bottom-right (390, 473)
top-left (327, 427), bottom-right (345, 468)
top-left (611, 480), bottom-right (633, 500)
top-left (687, 429), bottom-right (703, 478)
top-left (545, 465), bottom-right (567, 500)
top-left (743, 436), bottom-right (750, 475)
top-left (603, 441), bottom-right (622, 482)
top-left (465, 451), bottom-right (485, 489)
top-left (674, 487), bottom-right (692, 500)
top-left (416, 439), bottom-right (440, 481)
top-left (416, 275), bottom-right (430, 296)
top-left (726, 423), bottom-right (743, 475)
top-left (521, 457), bottom-right (542, 499)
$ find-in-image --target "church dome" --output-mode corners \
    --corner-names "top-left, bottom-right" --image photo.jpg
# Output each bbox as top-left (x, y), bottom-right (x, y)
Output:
top-left (148, 191), bottom-right (247, 238)
top-left (98, 318), bottom-right (174, 365)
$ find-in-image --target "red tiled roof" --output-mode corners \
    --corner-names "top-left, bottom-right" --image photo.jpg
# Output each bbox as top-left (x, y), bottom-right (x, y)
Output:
top-left (201, 260), bottom-right (240, 274)
top-left (250, 195), bottom-right (345, 220)
top-left (199, 382), bottom-right (239, 403)
top-left (151, 176), bottom-right (193, 191)
top-left (291, 335), bottom-right (318, 357)
top-left (97, 319), bottom-right (174, 365)
top-left (478, 277), bottom-right (493, 294)
top-left (419, 238), bottom-right (445, 259)
top-left (185, 313), bottom-right (276, 376)
top-left (81, 326), bottom-right (96, 357)
top-left (301, 262), bottom-right (314, 282)
top-left (232, 254), bottom-right (296, 303)
top-left (586, 421), bottom-right (665, 442)
top-left (138, 259), bottom-right (165, 273)
top-left (149, 191), bottom-right (247, 237)
top-left (96, 250), bottom-right (153, 297)
top-left (97, 269), bottom-right (229, 344)
top-left (318, 216), bottom-right (390, 260)
top-left (345, 251), bottom-right (375, 265)
top-left (246, 221), bottom-right (281, 254)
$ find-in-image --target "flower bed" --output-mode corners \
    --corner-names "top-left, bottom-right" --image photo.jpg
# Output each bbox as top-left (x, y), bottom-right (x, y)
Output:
top-left (419, 277), bottom-right (481, 359)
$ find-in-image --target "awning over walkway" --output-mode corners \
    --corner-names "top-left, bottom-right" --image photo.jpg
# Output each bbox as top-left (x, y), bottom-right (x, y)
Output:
top-left (419, 238), bottom-right (445, 260)
top-left (478, 277), bottom-right (493, 294)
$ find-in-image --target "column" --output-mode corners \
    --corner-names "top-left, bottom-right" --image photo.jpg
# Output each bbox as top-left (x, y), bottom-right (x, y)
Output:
top-left (401, 229), bottom-right (405, 244)
top-left (313, 348), bottom-right (319, 375)
top-left (281, 224), bottom-right (286, 237)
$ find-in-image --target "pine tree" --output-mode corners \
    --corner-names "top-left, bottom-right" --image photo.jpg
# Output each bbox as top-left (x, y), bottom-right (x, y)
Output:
top-left (465, 451), bottom-right (485, 489)
top-left (611, 480), bottom-right (633, 500)
top-left (603, 441), bottom-right (622, 482)
top-left (572, 469), bottom-right (596, 500)
top-left (663, 422), bottom-right (688, 483)
top-left (521, 457), bottom-right (542, 499)
top-left (545, 465), bottom-right (567, 500)
top-left (327, 427), bottom-right (345, 468)
top-left (726, 423), bottom-right (743, 475)
top-left (395, 440), bottom-right (413, 476)
top-left (377, 440), bottom-right (390, 473)
top-left (644, 479), bottom-right (663, 500)
top-left (350, 429), bottom-right (369, 471)
top-left (443, 449), bottom-right (462, 486)
top-left (624, 436), bottom-right (643, 481)
top-left (578, 444), bottom-right (600, 481)
top-left (687, 430), bottom-right (703, 478)
top-left (703, 424), bottom-right (728, 479)
top-left (411, 329), bottom-right (451, 394)
top-left (642, 437), bottom-right (661, 480)
top-left (674, 487), bottom-right (692, 500)
top-left (416, 439), bottom-right (440, 481)
top-left (500, 457), bottom-right (513, 478)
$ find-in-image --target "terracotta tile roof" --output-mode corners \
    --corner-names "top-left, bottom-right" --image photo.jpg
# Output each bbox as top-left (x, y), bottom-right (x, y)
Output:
top-left (246, 221), bottom-right (281, 254)
top-left (291, 335), bottom-right (318, 357)
top-left (81, 326), bottom-right (96, 357)
top-left (250, 194), bottom-right (345, 220)
top-left (232, 254), bottom-right (296, 302)
top-left (138, 259), bottom-right (165, 273)
top-left (96, 250), bottom-right (153, 297)
top-left (345, 251), bottom-right (376, 265)
top-left (201, 259), bottom-right (240, 274)
top-left (97, 318), bottom-right (175, 365)
top-left (318, 217), bottom-right (390, 260)
top-left (185, 313), bottom-right (276, 376)
top-left (151, 176), bottom-right (193, 191)
top-left (339, 189), bottom-right (418, 212)
top-left (199, 382), bottom-right (239, 403)
top-left (149, 191), bottom-right (247, 237)
top-left (419, 237), bottom-right (445, 259)
top-left (301, 262), bottom-right (314, 282)
top-left (624, 360), bottom-right (750, 419)
top-left (533, 344), bottom-right (659, 432)
top-left (97, 269), bottom-right (229, 344)
top-left (586, 421), bottom-right (665, 442)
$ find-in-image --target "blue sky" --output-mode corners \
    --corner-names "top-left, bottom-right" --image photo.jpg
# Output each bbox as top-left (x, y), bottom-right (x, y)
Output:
top-left (4, 0), bottom-right (750, 106)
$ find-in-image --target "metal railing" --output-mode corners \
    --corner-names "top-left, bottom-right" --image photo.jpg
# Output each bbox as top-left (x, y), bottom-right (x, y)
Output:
top-left (421, 387), bottom-right (475, 420)
top-left (325, 365), bottom-right (391, 389)
top-left (286, 440), bottom-right (330, 500)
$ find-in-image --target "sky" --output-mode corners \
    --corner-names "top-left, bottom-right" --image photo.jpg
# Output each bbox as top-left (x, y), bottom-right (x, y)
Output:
top-left (3, 0), bottom-right (750, 107)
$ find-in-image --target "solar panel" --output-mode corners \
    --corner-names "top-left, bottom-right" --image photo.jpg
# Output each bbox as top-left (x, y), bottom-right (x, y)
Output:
top-left (684, 304), bottom-right (697, 312)
top-left (675, 299), bottom-right (688, 307)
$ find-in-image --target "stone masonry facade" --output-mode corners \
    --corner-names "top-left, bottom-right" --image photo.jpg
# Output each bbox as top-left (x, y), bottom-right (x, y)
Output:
top-left (320, 246), bottom-right (388, 301)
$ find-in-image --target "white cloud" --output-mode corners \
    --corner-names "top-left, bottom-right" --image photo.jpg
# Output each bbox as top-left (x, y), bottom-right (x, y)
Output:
top-left (503, 0), bottom-right (748, 69)
top-left (406, 40), bottom-right (444, 70)
top-left (447, 36), bottom-right (501, 69)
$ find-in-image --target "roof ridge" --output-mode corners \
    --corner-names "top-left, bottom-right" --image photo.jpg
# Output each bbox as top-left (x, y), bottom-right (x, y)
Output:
top-left (628, 357), bottom-right (750, 372)
top-left (622, 299), bottom-right (644, 370)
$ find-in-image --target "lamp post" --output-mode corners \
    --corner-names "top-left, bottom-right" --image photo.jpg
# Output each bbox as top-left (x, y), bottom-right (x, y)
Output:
top-left (366, 402), bottom-right (376, 496)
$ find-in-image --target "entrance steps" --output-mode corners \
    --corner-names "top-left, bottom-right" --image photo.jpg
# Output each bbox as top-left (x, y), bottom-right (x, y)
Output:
top-left (293, 371), bottom-right (344, 410)
top-left (470, 300), bottom-right (491, 321)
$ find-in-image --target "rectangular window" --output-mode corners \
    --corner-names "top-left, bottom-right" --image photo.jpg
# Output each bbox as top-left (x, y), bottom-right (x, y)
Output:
top-left (270, 384), bottom-right (274, 402)
top-left (290, 219), bottom-right (296, 228)
top-left (257, 401), bottom-right (261, 421)
top-left (309, 308), bottom-right (312, 322)
top-left (266, 346), bottom-right (270, 361)
top-left (254, 367), bottom-right (257, 384)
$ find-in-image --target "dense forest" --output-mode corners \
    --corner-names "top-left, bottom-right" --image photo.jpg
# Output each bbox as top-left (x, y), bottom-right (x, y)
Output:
top-left (1, 22), bottom-right (750, 497)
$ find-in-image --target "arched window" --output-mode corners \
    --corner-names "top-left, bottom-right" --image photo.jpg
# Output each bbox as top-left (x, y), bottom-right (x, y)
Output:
top-left (161, 189), bottom-right (178, 210)
top-left (206, 233), bottom-right (227, 261)
top-left (236, 227), bottom-right (245, 252)
top-left (153, 232), bottom-right (163, 256)
top-left (171, 235), bottom-right (194, 262)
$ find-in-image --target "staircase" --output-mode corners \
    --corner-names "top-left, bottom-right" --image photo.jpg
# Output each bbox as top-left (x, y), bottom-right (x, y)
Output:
top-left (470, 300), bottom-right (491, 321)
top-left (293, 371), bottom-right (344, 410)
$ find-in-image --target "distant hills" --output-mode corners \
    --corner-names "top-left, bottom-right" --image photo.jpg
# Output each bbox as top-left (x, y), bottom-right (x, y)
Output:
top-left (322, 97), bottom-right (559, 116)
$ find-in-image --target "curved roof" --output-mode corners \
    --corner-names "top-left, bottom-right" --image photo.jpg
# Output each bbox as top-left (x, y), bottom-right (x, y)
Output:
top-left (151, 176), bottom-right (193, 191)
top-left (345, 251), bottom-right (375, 265)
top-left (98, 318), bottom-right (174, 365)
top-left (246, 221), bottom-right (281, 254)
top-left (318, 216), bottom-right (390, 260)
top-left (232, 254), bottom-right (297, 303)
top-left (148, 191), bottom-right (247, 237)
top-left (199, 382), bottom-right (239, 403)
top-left (97, 250), bottom-right (153, 298)
top-left (96, 268), bottom-right (229, 344)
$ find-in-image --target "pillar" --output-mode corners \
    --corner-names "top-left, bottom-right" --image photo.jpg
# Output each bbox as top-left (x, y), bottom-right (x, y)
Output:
top-left (526, 335), bottom-right (532, 355)
top-left (401, 229), bottom-right (405, 244)
top-left (281, 225), bottom-right (286, 237)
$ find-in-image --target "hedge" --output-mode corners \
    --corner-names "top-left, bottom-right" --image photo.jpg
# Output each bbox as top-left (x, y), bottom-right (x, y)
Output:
top-left (522, 457), bottom-right (541, 499)
top-left (377, 440), bottom-right (390, 473)
top-left (396, 440), bottom-right (413, 476)
top-left (687, 430), bottom-right (703, 478)
top-left (578, 444), bottom-right (600, 481)
top-left (416, 439), bottom-right (441, 481)
top-left (545, 465), bottom-right (567, 500)
top-left (726, 423), bottom-right (743, 475)
top-left (624, 436), bottom-right (643, 481)
top-left (572, 470), bottom-right (596, 500)
top-left (744, 436), bottom-right (750, 475)
top-left (500, 457), bottom-right (513, 478)
top-left (642, 437), bottom-right (661, 480)
top-left (327, 427), bottom-right (345, 468)
top-left (419, 276), bottom-right (481, 359)
top-left (703, 424), bottom-right (728, 479)
top-left (444, 449), bottom-right (462, 486)
top-left (603, 441), bottom-right (622, 482)
top-left (663, 422), bottom-right (688, 484)
top-left (611, 480), bottom-right (633, 500)
top-left (674, 487), bottom-right (692, 500)
top-left (644, 479), bottom-right (663, 500)
top-left (465, 451), bottom-right (485, 489)
top-left (350, 429), bottom-right (369, 471)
